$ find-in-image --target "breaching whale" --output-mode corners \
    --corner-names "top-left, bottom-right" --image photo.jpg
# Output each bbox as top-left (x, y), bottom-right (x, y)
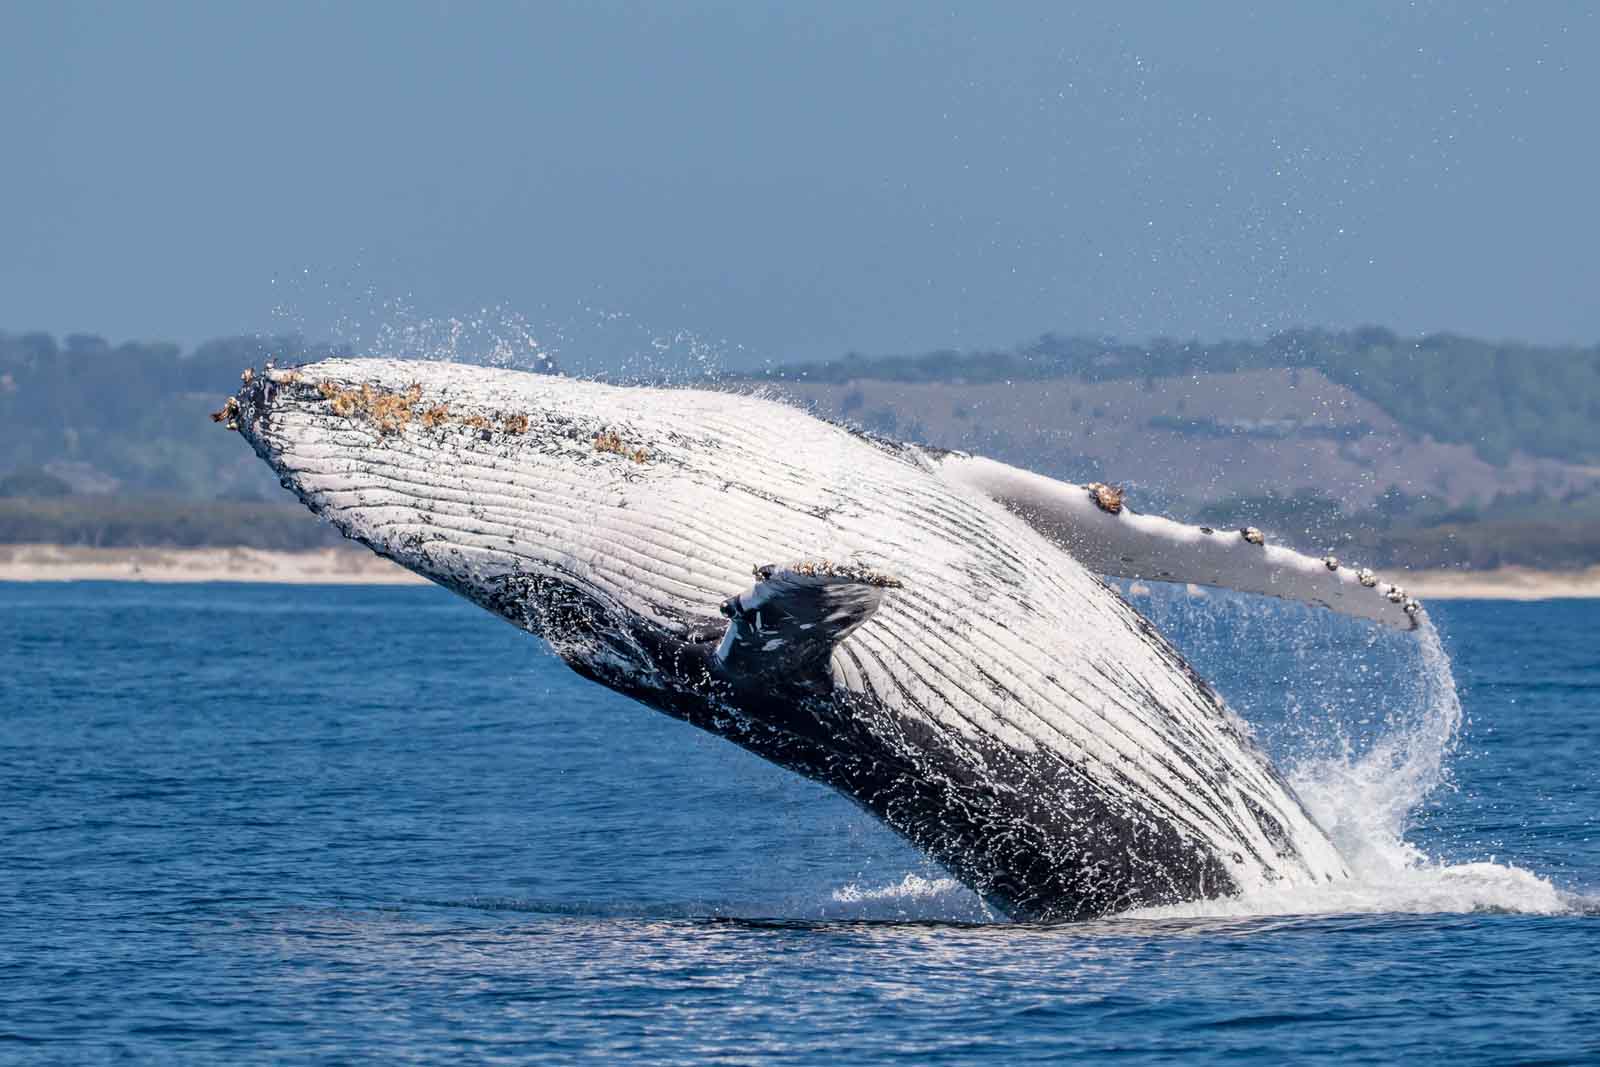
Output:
top-left (217, 359), bottom-right (1423, 921)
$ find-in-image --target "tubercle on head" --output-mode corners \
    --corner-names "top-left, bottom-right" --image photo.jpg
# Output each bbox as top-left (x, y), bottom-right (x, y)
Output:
top-left (593, 429), bottom-right (651, 464)
top-left (314, 380), bottom-right (424, 434)
top-left (1085, 482), bottom-right (1124, 515)
top-left (216, 364), bottom-right (663, 470)
top-left (246, 366), bottom-right (531, 440)
top-left (209, 395), bottom-right (241, 430)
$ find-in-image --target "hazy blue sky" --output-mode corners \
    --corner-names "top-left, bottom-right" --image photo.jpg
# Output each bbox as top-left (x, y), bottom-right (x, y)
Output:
top-left (3, 1), bottom-right (1596, 370)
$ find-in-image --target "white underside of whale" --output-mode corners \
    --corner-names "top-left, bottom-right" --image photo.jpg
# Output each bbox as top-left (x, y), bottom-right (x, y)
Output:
top-left (229, 358), bottom-right (1427, 908)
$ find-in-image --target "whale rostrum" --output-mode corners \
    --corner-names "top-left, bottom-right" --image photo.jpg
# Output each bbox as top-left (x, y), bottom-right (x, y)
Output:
top-left (221, 359), bottom-right (1424, 921)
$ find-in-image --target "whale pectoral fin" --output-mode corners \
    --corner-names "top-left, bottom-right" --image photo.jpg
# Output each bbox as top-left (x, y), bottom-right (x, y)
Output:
top-left (934, 454), bottom-right (1423, 631)
top-left (713, 561), bottom-right (901, 680)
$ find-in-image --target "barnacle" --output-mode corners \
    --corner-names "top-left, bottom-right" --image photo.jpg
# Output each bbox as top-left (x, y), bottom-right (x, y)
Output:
top-left (314, 380), bottom-right (424, 434)
top-left (210, 396), bottom-right (241, 425)
top-left (1086, 482), bottom-right (1124, 515)
top-left (594, 429), bottom-right (650, 463)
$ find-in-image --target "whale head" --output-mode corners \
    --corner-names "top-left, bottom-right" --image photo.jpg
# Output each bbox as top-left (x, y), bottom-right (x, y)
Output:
top-left (222, 357), bottom-right (871, 678)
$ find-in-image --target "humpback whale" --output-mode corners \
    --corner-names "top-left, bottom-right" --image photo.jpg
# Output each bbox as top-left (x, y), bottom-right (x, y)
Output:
top-left (218, 359), bottom-right (1423, 921)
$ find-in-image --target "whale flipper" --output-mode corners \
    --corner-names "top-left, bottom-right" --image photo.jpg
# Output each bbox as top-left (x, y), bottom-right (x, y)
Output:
top-left (714, 562), bottom-right (900, 681)
top-left (933, 453), bottom-right (1423, 630)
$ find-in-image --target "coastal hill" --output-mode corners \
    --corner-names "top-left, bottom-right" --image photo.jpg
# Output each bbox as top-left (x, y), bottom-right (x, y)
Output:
top-left (738, 328), bottom-right (1600, 570)
top-left (3, 326), bottom-right (1597, 570)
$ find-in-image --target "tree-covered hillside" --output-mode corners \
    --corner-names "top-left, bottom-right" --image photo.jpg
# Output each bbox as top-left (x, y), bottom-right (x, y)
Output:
top-left (755, 327), bottom-right (1600, 466)
top-left (9, 326), bottom-right (1596, 498)
top-left (2, 325), bottom-right (1597, 568)
top-left (0, 330), bottom-right (559, 500)
top-left (0, 332), bottom-right (337, 500)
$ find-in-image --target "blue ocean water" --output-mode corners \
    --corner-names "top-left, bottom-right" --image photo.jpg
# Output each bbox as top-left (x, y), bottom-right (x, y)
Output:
top-left (2, 581), bottom-right (1597, 1064)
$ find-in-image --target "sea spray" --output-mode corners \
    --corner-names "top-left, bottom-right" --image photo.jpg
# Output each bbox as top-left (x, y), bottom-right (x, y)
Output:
top-left (836, 588), bottom-right (1572, 922)
top-left (1118, 599), bottom-right (1569, 919)
top-left (1288, 616), bottom-right (1463, 880)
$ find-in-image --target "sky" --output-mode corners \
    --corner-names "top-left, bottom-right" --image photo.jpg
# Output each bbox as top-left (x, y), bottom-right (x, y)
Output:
top-left (2, 1), bottom-right (1596, 372)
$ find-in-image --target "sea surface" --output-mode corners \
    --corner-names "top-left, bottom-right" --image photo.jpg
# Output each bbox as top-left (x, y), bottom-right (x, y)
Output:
top-left (3, 582), bottom-right (1597, 1064)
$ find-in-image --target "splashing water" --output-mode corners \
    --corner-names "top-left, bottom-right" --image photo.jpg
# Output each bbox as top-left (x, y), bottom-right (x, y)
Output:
top-left (344, 299), bottom-right (743, 383)
top-left (1128, 609), bottom-right (1569, 919)
top-left (835, 602), bottom-right (1571, 923)
top-left (1288, 619), bottom-right (1462, 880)
top-left (268, 267), bottom-right (742, 382)
top-left (830, 873), bottom-right (969, 907)
top-left (341, 298), bottom-right (560, 374)
top-left (821, 874), bottom-right (990, 921)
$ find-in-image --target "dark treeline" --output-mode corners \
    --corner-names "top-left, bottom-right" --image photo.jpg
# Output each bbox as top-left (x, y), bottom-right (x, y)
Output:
top-left (753, 326), bottom-right (1600, 466)
top-left (1189, 486), bottom-right (1600, 570)
top-left (0, 331), bottom-right (344, 501)
top-left (3, 325), bottom-right (1598, 567)
top-left (8, 326), bottom-right (1599, 498)
top-left (0, 330), bottom-right (562, 500)
top-left (0, 496), bottom-right (342, 551)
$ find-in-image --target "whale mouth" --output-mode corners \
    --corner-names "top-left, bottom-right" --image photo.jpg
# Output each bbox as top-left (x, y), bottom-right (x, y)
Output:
top-left (213, 358), bottom-right (710, 672)
top-left (217, 360), bottom-right (579, 606)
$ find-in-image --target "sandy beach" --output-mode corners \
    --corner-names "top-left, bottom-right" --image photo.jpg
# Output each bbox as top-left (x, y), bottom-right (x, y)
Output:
top-left (2, 543), bottom-right (1597, 600)
top-left (1399, 564), bottom-right (1600, 601)
top-left (0, 543), bottom-right (426, 586)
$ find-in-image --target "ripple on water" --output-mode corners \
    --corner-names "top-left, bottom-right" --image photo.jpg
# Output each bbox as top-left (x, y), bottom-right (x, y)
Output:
top-left (1, 585), bottom-right (1597, 1064)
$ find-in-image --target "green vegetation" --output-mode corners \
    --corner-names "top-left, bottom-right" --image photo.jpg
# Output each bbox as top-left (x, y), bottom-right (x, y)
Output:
top-left (0, 496), bottom-right (341, 551)
top-left (0, 467), bottom-right (73, 498)
top-left (1189, 485), bottom-right (1600, 569)
top-left (754, 327), bottom-right (1600, 466)
top-left (3, 325), bottom-right (1597, 568)
top-left (1378, 520), bottom-right (1600, 571)
top-left (0, 330), bottom-right (352, 550)
top-left (0, 331), bottom-right (340, 500)
top-left (1146, 414), bottom-right (1375, 442)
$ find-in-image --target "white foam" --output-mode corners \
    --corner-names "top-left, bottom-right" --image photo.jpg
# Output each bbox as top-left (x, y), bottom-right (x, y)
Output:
top-left (1126, 859), bottom-right (1569, 920)
top-left (830, 872), bottom-right (967, 905)
top-left (1131, 618), bottom-right (1572, 920)
top-left (837, 617), bottom-right (1580, 924)
top-left (822, 873), bottom-right (996, 922)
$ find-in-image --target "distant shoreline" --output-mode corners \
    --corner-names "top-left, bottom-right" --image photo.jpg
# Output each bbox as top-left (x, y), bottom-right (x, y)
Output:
top-left (0, 543), bottom-right (426, 586)
top-left (3, 543), bottom-right (1598, 601)
top-left (1397, 565), bottom-right (1600, 601)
